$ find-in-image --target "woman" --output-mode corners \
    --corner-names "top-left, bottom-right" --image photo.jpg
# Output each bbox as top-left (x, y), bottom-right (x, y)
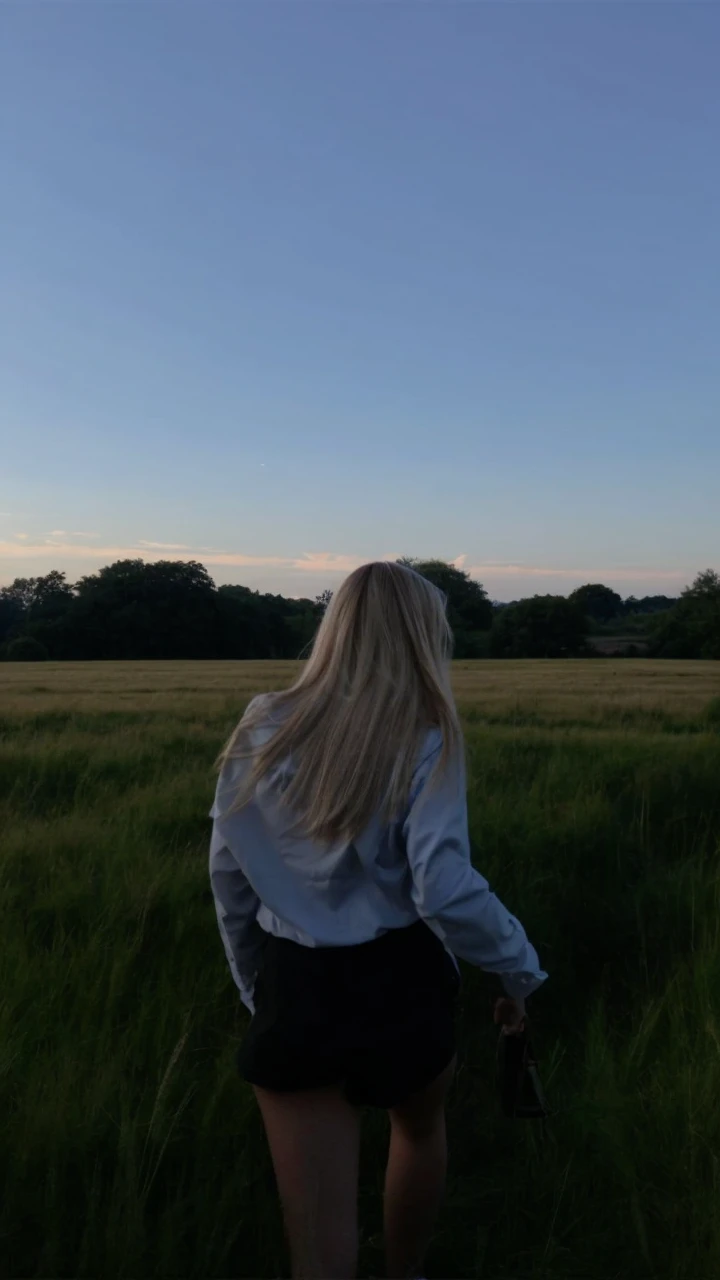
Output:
top-left (209, 561), bottom-right (546, 1280)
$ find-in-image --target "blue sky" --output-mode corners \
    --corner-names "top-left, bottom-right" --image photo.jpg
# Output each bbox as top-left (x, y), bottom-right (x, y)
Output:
top-left (2, 2), bottom-right (718, 600)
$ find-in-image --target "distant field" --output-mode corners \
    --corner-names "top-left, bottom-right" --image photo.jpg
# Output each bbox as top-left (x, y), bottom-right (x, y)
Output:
top-left (2, 660), bottom-right (720, 1278)
top-left (3, 655), bottom-right (718, 721)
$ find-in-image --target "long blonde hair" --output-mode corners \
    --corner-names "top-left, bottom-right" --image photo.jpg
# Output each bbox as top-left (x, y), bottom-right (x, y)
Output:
top-left (218, 560), bottom-right (462, 843)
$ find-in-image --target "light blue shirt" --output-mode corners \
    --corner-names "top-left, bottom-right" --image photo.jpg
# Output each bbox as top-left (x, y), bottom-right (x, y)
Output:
top-left (209, 712), bottom-right (547, 1013)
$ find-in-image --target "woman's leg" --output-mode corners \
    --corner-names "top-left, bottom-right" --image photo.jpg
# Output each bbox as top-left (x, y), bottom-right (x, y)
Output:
top-left (254, 1085), bottom-right (361, 1280)
top-left (384, 1058), bottom-right (456, 1280)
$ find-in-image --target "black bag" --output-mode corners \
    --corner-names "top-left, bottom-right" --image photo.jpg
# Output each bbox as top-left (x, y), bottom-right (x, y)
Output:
top-left (497, 1025), bottom-right (549, 1120)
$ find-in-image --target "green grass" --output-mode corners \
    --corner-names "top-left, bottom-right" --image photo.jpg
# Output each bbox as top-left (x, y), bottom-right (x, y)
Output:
top-left (2, 660), bottom-right (720, 1278)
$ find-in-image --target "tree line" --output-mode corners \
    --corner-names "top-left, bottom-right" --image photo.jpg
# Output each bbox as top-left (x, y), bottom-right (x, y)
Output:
top-left (0, 557), bottom-right (718, 662)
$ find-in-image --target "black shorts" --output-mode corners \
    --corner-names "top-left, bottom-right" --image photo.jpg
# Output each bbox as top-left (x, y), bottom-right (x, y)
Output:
top-left (238, 921), bottom-right (459, 1109)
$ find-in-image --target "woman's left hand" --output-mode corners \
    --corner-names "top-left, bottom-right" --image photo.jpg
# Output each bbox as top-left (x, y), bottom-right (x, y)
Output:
top-left (493, 997), bottom-right (526, 1036)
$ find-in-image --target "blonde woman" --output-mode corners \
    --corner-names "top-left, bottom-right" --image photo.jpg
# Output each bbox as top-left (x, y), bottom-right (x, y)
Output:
top-left (210, 561), bottom-right (546, 1280)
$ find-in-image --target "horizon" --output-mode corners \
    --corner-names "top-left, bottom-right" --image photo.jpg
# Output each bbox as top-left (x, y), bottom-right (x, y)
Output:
top-left (0, 548), bottom-right (693, 606)
top-left (3, 5), bottom-right (719, 599)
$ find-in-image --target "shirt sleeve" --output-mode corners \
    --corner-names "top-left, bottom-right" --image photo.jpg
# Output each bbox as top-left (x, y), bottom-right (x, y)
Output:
top-left (208, 779), bottom-right (266, 1014)
top-left (402, 744), bottom-right (547, 1003)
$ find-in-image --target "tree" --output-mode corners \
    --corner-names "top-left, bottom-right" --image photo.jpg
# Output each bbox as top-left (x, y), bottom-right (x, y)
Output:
top-left (216, 585), bottom-right (317, 659)
top-left (652, 569), bottom-right (720, 659)
top-left (0, 558), bottom-right (325, 661)
top-left (569, 583), bottom-right (622, 623)
top-left (623, 594), bottom-right (678, 616)
top-left (1, 571), bottom-right (72, 612)
top-left (315, 589), bottom-right (334, 612)
top-left (0, 572), bottom-right (75, 657)
top-left (0, 577), bottom-right (41, 614)
top-left (4, 635), bottom-right (49, 661)
top-left (0, 590), bottom-right (25, 644)
top-left (69, 560), bottom-right (218, 659)
top-left (24, 573), bottom-right (75, 658)
top-left (399, 558), bottom-right (493, 656)
top-left (490, 595), bottom-right (589, 659)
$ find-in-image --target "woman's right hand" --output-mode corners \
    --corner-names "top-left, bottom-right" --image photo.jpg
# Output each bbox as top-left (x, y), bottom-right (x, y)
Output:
top-left (493, 996), bottom-right (526, 1036)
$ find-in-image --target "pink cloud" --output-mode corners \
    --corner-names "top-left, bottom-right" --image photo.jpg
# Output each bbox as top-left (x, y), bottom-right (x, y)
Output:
top-left (0, 541), bottom-right (693, 596)
top-left (0, 541), bottom-right (400, 575)
top-left (465, 562), bottom-right (690, 583)
top-left (137, 540), bottom-right (193, 551)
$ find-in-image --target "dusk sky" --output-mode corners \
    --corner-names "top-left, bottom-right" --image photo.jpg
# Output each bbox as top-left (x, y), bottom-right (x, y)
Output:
top-left (2, 3), bottom-right (718, 601)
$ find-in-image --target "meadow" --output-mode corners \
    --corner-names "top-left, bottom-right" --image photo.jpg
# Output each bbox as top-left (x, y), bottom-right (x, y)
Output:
top-left (2, 658), bottom-right (720, 1280)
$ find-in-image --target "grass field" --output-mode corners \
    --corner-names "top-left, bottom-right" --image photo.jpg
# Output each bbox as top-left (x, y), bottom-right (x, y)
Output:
top-left (2, 659), bottom-right (720, 1279)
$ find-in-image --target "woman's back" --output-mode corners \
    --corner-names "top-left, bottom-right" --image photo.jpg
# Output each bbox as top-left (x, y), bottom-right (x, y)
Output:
top-left (211, 689), bottom-right (544, 1014)
top-left (208, 561), bottom-right (547, 1280)
top-left (211, 708), bottom-right (442, 952)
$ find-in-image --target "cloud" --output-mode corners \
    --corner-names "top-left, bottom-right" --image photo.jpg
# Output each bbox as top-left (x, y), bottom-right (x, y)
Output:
top-left (465, 562), bottom-right (690, 584)
top-left (0, 541), bottom-right (401, 575)
top-left (0, 540), bottom-right (692, 595)
top-left (286, 553), bottom-right (378, 574)
top-left (14, 533), bottom-right (29, 540)
top-left (452, 554), bottom-right (467, 569)
top-left (45, 529), bottom-right (99, 540)
top-left (137, 540), bottom-right (192, 551)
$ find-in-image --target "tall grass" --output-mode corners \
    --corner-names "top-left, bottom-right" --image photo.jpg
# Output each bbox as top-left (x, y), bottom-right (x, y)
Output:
top-left (1, 660), bottom-right (720, 1278)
